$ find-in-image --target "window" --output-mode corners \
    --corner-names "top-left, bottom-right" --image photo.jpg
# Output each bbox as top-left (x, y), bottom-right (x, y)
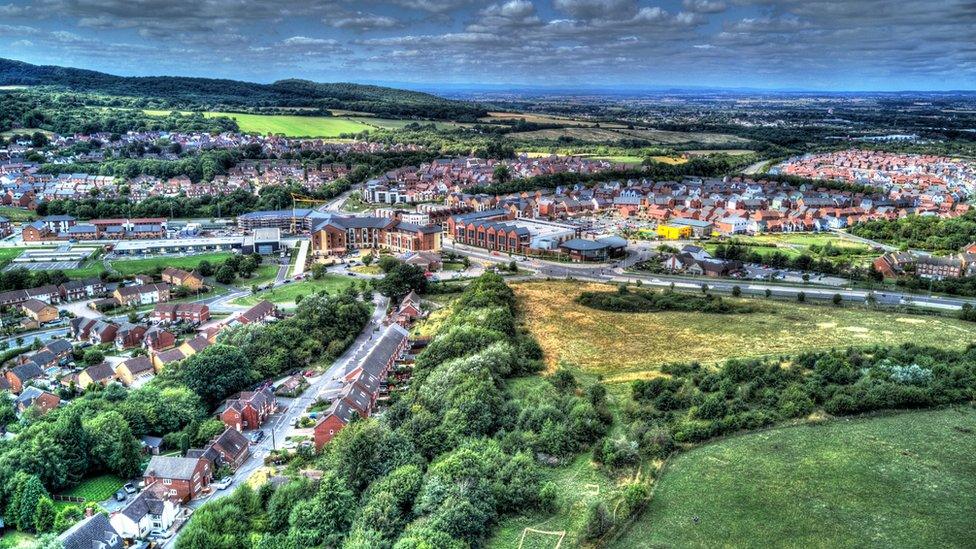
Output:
top-left (163, 478), bottom-right (172, 485)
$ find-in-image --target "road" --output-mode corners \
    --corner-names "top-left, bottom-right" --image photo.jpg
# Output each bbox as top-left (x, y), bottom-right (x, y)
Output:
top-left (445, 240), bottom-right (976, 311)
top-left (164, 293), bottom-right (390, 547)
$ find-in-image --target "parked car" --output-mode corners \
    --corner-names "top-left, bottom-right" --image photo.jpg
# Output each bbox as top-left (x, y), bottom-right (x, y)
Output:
top-left (214, 477), bottom-right (233, 491)
top-left (123, 482), bottom-right (137, 494)
top-left (114, 489), bottom-right (127, 502)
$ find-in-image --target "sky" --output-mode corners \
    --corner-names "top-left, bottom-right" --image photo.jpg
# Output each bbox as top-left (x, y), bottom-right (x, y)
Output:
top-left (0, 0), bottom-right (974, 91)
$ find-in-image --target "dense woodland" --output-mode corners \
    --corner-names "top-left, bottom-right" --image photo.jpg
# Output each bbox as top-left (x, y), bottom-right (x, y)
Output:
top-left (177, 273), bottom-right (615, 548)
top-left (0, 58), bottom-right (486, 121)
top-left (622, 344), bottom-right (976, 457)
top-left (851, 210), bottom-right (976, 252)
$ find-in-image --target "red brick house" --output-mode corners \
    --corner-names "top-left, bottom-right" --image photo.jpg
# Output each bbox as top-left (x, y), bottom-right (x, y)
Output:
top-left (217, 388), bottom-right (278, 431)
top-left (151, 303), bottom-right (210, 324)
top-left (143, 455), bottom-right (212, 503)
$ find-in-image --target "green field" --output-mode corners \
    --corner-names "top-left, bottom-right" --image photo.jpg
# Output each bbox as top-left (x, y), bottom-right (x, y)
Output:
top-left (145, 110), bottom-right (373, 137)
top-left (516, 281), bottom-right (976, 383)
top-left (110, 252), bottom-right (233, 276)
top-left (613, 407), bottom-right (976, 548)
top-left (232, 275), bottom-right (354, 308)
top-left (244, 264), bottom-right (280, 288)
top-left (0, 206), bottom-right (36, 222)
top-left (0, 248), bottom-right (23, 269)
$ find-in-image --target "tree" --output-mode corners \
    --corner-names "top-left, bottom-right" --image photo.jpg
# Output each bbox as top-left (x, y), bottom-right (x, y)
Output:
top-left (832, 293), bottom-right (843, 306)
top-left (12, 473), bottom-right (49, 532)
top-left (197, 260), bottom-right (214, 277)
top-left (82, 348), bottom-right (104, 366)
top-left (34, 497), bottom-right (55, 533)
top-left (731, 285), bottom-right (742, 297)
top-left (797, 291), bottom-right (806, 302)
top-left (85, 411), bottom-right (142, 478)
top-left (287, 473), bottom-right (355, 548)
top-left (362, 254), bottom-right (374, 267)
top-left (215, 265), bottom-right (236, 285)
top-left (492, 164), bottom-right (511, 185)
top-left (54, 505), bottom-right (83, 533)
top-left (179, 345), bottom-right (256, 406)
top-left (376, 263), bottom-right (427, 298)
top-left (764, 288), bottom-right (772, 299)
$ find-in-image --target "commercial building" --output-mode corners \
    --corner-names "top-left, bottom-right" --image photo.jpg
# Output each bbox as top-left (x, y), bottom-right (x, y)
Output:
top-left (112, 236), bottom-right (244, 256)
top-left (310, 214), bottom-right (441, 257)
top-left (446, 209), bottom-right (578, 254)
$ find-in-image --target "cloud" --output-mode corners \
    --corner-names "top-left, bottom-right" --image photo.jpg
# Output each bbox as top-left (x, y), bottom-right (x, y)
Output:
top-left (283, 36), bottom-right (339, 46)
top-left (682, 0), bottom-right (726, 14)
top-left (329, 13), bottom-right (402, 30)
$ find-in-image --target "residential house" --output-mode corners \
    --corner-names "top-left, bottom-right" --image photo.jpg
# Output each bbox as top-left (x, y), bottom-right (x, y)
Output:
top-left (152, 303), bottom-right (210, 324)
top-left (78, 362), bottom-right (118, 389)
top-left (193, 428), bottom-right (250, 471)
top-left (143, 327), bottom-right (176, 353)
top-left (161, 267), bottom-right (205, 291)
top-left (916, 256), bottom-right (965, 280)
top-left (114, 322), bottom-right (148, 350)
top-left (15, 386), bottom-right (60, 415)
top-left (114, 283), bottom-right (171, 306)
top-left (151, 348), bottom-right (186, 372)
top-left (142, 455), bottom-right (212, 503)
top-left (87, 320), bottom-right (119, 345)
top-left (58, 513), bottom-right (123, 549)
top-left (179, 336), bottom-right (211, 357)
top-left (59, 278), bottom-right (105, 301)
top-left (116, 356), bottom-right (155, 387)
top-left (217, 388), bottom-right (277, 431)
top-left (5, 362), bottom-right (45, 393)
top-left (20, 299), bottom-right (58, 323)
top-left (232, 300), bottom-right (278, 326)
top-left (110, 482), bottom-right (181, 540)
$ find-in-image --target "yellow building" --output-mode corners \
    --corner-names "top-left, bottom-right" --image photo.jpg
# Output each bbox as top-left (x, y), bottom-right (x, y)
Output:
top-left (656, 224), bottom-right (692, 240)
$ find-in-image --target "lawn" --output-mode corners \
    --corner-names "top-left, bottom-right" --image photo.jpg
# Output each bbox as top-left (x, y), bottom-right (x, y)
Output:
top-left (145, 110), bottom-right (373, 137)
top-left (60, 474), bottom-right (125, 503)
top-left (63, 260), bottom-right (108, 279)
top-left (110, 252), bottom-right (233, 276)
top-left (612, 407), bottom-right (976, 549)
top-left (244, 264), bottom-right (280, 288)
top-left (0, 248), bottom-right (23, 268)
top-left (0, 206), bottom-right (36, 222)
top-left (514, 281), bottom-right (976, 383)
top-left (232, 275), bottom-right (354, 308)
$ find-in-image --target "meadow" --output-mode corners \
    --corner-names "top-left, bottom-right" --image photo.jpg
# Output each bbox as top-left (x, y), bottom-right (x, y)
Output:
top-left (514, 281), bottom-right (976, 383)
top-left (510, 127), bottom-right (749, 145)
top-left (231, 275), bottom-right (353, 308)
top-left (612, 407), bottom-right (976, 548)
top-left (144, 110), bottom-right (373, 137)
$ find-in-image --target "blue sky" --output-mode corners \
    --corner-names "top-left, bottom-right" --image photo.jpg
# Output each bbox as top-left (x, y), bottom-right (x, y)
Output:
top-left (0, 0), bottom-right (974, 91)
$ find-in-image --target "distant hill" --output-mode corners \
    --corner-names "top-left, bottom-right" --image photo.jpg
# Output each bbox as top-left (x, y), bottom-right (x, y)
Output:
top-left (0, 57), bottom-right (487, 120)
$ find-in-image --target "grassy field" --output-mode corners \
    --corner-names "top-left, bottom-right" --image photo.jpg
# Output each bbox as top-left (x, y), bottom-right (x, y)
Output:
top-left (232, 275), bottom-right (354, 308)
top-left (704, 233), bottom-right (876, 266)
top-left (245, 264), bottom-right (280, 288)
top-left (613, 407), bottom-right (976, 549)
top-left (0, 248), bottom-right (23, 269)
top-left (514, 281), bottom-right (976, 383)
top-left (0, 206), bottom-right (36, 222)
top-left (510, 127), bottom-right (748, 145)
top-left (110, 252), bottom-right (233, 276)
top-left (144, 110), bottom-right (373, 137)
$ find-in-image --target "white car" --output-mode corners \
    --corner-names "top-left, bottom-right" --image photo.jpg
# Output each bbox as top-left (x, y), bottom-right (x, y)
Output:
top-left (214, 477), bottom-right (233, 490)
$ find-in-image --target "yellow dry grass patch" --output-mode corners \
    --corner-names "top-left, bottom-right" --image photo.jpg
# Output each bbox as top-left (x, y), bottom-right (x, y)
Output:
top-left (514, 281), bottom-right (976, 384)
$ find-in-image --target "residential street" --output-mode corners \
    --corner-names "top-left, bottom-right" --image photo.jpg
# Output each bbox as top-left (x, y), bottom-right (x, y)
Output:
top-left (163, 292), bottom-right (389, 547)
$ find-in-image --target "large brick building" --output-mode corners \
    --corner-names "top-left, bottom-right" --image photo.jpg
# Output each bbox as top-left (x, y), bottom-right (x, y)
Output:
top-left (310, 214), bottom-right (441, 257)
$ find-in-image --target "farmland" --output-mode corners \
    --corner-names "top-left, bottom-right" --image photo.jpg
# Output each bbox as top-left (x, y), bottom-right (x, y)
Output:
top-left (509, 126), bottom-right (750, 145)
top-left (144, 110), bottom-right (373, 137)
top-left (514, 281), bottom-right (976, 383)
top-left (613, 407), bottom-right (976, 549)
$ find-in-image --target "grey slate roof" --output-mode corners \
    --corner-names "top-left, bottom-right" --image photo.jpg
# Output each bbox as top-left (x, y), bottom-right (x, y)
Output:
top-left (144, 455), bottom-right (200, 480)
top-left (58, 513), bottom-right (123, 549)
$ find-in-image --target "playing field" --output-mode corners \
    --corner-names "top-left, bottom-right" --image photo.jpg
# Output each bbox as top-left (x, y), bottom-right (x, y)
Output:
top-left (231, 275), bottom-right (354, 308)
top-left (111, 252), bottom-right (232, 276)
top-left (613, 407), bottom-right (976, 548)
top-left (514, 281), bottom-right (976, 383)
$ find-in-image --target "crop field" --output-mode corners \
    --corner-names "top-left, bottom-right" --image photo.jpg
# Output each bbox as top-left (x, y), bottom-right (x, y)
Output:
top-left (111, 252), bottom-right (233, 276)
top-left (509, 126), bottom-right (748, 145)
top-left (232, 275), bottom-right (353, 308)
top-left (482, 111), bottom-right (624, 128)
top-left (514, 281), bottom-right (976, 383)
top-left (613, 407), bottom-right (976, 549)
